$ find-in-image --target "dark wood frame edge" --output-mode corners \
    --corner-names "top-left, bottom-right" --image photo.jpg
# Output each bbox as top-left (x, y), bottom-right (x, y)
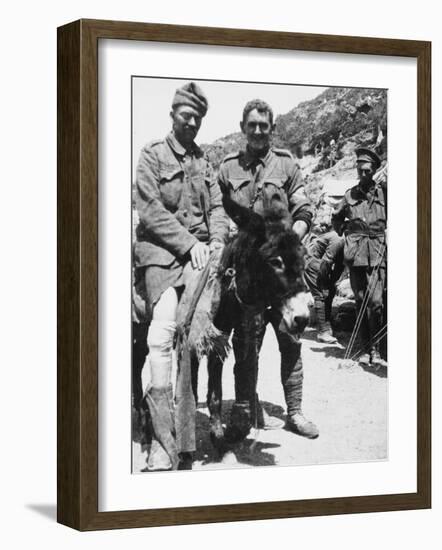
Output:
top-left (57, 18), bottom-right (431, 531)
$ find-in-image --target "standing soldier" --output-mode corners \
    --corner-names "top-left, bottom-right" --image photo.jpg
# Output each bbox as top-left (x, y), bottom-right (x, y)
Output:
top-left (218, 99), bottom-right (319, 439)
top-left (134, 82), bottom-right (228, 470)
top-left (332, 147), bottom-right (387, 367)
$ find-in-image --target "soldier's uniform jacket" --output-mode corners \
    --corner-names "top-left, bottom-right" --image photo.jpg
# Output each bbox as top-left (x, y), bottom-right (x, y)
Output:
top-left (332, 181), bottom-right (387, 267)
top-left (134, 132), bottom-right (229, 268)
top-left (217, 147), bottom-right (313, 226)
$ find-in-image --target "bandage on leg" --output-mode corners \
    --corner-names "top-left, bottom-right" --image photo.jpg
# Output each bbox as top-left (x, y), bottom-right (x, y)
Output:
top-left (147, 320), bottom-right (177, 388)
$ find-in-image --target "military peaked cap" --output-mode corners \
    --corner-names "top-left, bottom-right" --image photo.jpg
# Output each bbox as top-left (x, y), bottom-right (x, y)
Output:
top-left (355, 147), bottom-right (381, 171)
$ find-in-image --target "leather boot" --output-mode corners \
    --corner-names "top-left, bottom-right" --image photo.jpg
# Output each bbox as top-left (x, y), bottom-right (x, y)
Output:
top-left (224, 401), bottom-right (252, 443)
top-left (145, 385), bottom-right (179, 471)
top-left (358, 353), bottom-right (371, 366)
top-left (286, 412), bottom-right (319, 439)
top-left (284, 370), bottom-right (319, 439)
top-left (178, 452), bottom-right (193, 470)
top-left (317, 331), bottom-right (338, 344)
top-left (147, 439), bottom-right (172, 471)
top-left (371, 349), bottom-right (388, 369)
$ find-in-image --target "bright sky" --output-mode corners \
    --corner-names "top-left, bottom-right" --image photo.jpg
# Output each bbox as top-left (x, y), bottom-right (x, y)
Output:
top-left (132, 77), bottom-right (326, 171)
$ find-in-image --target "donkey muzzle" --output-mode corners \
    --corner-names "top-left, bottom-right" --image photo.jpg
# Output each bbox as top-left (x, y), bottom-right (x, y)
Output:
top-left (280, 291), bottom-right (314, 341)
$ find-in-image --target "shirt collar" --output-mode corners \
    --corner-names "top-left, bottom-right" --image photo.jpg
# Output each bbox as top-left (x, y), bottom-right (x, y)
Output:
top-left (166, 132), bottom-right (201, 158)
top-left (356, 181), bottom-right (379, 198)
top-left (243, 146), bottom-right (273, 169)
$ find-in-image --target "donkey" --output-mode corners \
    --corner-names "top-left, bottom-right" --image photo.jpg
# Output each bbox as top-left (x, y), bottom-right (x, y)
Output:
top-left (203, 194), bottom-right (312, 452)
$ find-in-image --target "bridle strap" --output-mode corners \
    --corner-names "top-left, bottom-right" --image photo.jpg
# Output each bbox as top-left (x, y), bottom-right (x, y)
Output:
top-left (224, 267), bottom-right (267, 314)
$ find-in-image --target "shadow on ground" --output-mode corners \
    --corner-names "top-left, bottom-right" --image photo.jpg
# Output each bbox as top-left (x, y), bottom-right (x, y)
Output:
top-left (361, 364), bottom-right (388, 378)
top-left (309, 345), bottom-right (346, 359)
top-left (303, 329), bottom-right (387, 377)
top-left (194, 399), bottom-right (284, 467)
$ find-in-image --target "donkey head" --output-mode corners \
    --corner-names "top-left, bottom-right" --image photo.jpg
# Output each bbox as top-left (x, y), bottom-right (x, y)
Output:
top-left (223, 194), bottom-right (312, 340)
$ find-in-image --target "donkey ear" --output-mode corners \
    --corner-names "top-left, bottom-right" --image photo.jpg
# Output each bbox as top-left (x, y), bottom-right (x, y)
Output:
top-left (222, 194), bottom-right (265, 239)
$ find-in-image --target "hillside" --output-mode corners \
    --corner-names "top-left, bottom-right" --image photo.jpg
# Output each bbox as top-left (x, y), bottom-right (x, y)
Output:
top-left (275, 86), bottom-right (387, 158)
top-left (201, 86), bottom-right (387, 199)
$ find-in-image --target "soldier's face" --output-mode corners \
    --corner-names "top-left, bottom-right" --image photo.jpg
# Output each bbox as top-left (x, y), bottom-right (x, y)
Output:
top-left (357, 163), bottom-right (376, 184)
top-left (171, 105), bottom-right (202, 146)
top-left (241, 109), bottom-right (274, 153)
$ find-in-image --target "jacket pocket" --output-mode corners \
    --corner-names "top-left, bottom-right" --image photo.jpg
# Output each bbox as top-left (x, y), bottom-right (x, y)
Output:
top-left (159, 167), bottom-right (183, 183)
top-left (158, 167), bottom-right (184, 209)
top-left (228, 177), bottom-right (250, 191)
top-left (263, 177), bottom-right (285, 188)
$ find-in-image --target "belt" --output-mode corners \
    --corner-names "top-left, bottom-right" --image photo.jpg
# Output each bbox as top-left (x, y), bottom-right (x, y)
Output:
top-left (345, 230), bottom-right (385, 238)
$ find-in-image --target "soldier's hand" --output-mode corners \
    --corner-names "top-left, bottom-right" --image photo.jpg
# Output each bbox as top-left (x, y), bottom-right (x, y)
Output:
top-left (190, 242), bottom-right (210, 270)
top-left (292, 220), bottom-right (308, 240)
top-left (209, 241), bottom-right (224, 255)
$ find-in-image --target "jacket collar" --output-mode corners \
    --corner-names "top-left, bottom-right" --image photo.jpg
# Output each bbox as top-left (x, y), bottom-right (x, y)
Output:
top-left (166, 132), bottom-right (202, 158)
top-left (348, 182), bottom-right (384, 205)
top-left (243, 146), bottom-right (273, 169)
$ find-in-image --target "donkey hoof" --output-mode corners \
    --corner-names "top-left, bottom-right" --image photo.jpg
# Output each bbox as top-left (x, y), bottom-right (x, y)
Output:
top-left (224, 424), bottom-right (250, 444)
top-left (209, 418), bottom-right (225, 451)
top-left (224, 402), bottom-right (252, 443)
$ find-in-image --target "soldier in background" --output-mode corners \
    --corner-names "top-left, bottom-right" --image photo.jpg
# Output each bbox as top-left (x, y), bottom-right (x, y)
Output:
top-left (332, 147), bottom-right (387, 368)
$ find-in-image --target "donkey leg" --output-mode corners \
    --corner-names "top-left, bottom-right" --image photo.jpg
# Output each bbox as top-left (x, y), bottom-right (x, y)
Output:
top-left (206, 351), bottom-right (225, 453)
top-left (225, 313), bottom-right (266, 443)
top-left (191, 351), bottom-right (199, 405)
top-left (132, 321), bottom-right (150, 444)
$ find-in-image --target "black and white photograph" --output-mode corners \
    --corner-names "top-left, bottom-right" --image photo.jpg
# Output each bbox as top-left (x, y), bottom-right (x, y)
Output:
top-left (131, 76), bottom-right (388, 473)
top-left (1, 0), bottom-right (436, 541)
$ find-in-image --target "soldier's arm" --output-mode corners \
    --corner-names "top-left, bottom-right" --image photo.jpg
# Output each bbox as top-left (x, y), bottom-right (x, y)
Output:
top-left (331, 196), bottom-right (348, 235)
top-left (322, 232), bottom-right (345, 264)
top-left (216, 162), bottom-right (230, 196)
top-left (286, 158), bottom-right (314, 238)
top-left (318, 233), bottom-right (345, 288)
top-left (216, 161), bottom-right (239, 239)
top-left (206, 164), bottom-right (229, 245)
top-left (136, 146), bottom-right (198, 257)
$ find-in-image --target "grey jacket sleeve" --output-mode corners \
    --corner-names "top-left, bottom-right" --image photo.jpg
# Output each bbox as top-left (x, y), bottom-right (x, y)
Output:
top-left (135, 146), bottom-right (197, 257)
top-left (286, 160), bottom-right (314, 228)
top-left (206, 164), bottom-right (229, 244)
top-left (322, 232), bottom-right (345, 264)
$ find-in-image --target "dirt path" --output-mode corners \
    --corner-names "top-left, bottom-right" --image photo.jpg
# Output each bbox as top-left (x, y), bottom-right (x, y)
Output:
top-left (132, 327), bottom-right (387, 473)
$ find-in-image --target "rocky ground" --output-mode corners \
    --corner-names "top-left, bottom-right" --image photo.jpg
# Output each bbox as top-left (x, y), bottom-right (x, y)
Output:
top-left (132, 321), bottom-right (388, 473)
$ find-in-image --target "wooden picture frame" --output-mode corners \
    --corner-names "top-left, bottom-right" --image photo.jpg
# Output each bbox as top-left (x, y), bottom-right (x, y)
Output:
top-left (57, 18), bottom-right (431, 531)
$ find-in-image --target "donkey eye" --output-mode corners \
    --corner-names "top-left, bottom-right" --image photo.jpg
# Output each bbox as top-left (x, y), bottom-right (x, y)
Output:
top-left (268, 256), bottom-right (285, 270)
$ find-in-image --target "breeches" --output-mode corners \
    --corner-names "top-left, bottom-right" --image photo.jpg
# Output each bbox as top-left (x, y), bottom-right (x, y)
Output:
top-left (304, 257), bottom-right (334, 333)
top-left (232, 309), bottom-right (304, 416)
